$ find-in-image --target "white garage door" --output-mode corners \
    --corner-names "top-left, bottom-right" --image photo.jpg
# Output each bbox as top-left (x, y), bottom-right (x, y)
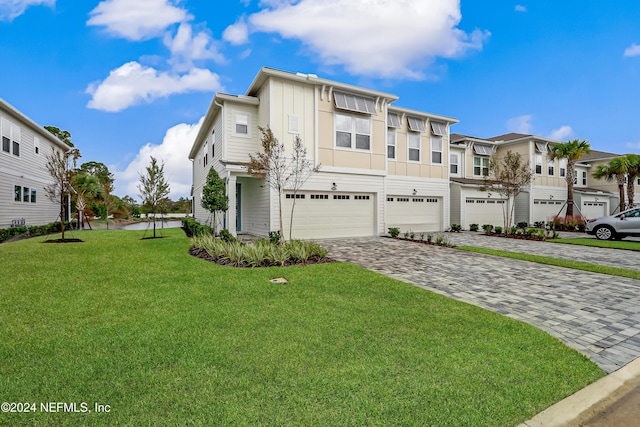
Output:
top-left (283, 192), bottom-right (375, 239)
top-left (533, 199), bottom-right (565, 223)
top-left (582, 201), bottom-right (607, 220)
top-left (386, 196), bottom-right (442, 232)
top-left (464, 198), bottom-right (505, 228)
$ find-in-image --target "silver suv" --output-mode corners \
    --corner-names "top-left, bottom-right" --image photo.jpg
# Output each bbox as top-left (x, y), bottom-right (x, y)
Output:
top-left (586, 207), bottom-right (640, 240)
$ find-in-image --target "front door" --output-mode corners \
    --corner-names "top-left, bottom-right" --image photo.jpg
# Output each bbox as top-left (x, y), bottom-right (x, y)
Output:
top-left (236, 182), bottom-right (241, 231)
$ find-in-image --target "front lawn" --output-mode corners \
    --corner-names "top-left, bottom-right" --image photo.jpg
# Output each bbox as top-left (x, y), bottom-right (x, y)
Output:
top-left (549, 238), bottom-right (640, 251)
top-left (0, 229), bottom-right (603, 426)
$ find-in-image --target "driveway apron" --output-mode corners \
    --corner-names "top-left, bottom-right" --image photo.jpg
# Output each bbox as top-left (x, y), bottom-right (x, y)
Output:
top-left (322, 236), bottom-right (640, 374)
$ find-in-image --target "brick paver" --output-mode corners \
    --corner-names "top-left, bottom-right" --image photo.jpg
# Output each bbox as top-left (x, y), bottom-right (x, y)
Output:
top-left (321, 235), bottom-right (640, 373)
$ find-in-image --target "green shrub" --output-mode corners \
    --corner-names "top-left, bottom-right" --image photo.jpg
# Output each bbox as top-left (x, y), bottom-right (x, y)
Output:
top-left (517, 222), bottom-right (528, 229)
top-left (181, 217), bottom-right (212, 237)
top-left (409, 230), bottom-right (415, 240)
top-left (219, 229), bottom-right (236, 243)
top-left (510, 227), bottom-right (518, 235)
top-left (388, 227), bottom-right (400, 238)
top-left (269, 231), bottom-right (281, 245)
top-left (482, 224), bottom-right (494, 234)
top-left (494, 226), bottom-right (503, 234)
top-left (469, 223), bottom-right (479, 232)
top-left (450, 224), bottom-right (462, 232)
top-left (0, 221), bottom-right (70, 243)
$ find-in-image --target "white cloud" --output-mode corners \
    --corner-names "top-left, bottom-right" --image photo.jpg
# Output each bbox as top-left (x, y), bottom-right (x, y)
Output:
top-left (223, 18), bottom-right (249, 45)
top-left (626, 141), bottom-right (640, 151)
top-left (623, 43), bottom-right (640, 57)
top-left (515, 5), bottom-right (527, 12)
top-left (0, 0), bottom-right (54, 21)
top-left (115, 118), bottom-right (203, 200)
top-left (548, 125), bottom-right (573, 141)
top-left (507, 115), bottom-right (533, 134)
top-left (164, 23), bottom-right (225, 71)
top-left (86, 61), bottom-right (223, 112)
top-left (249, 0), bottom-right (490, 79)
top-left (87, 0), bottom-right (190, 41)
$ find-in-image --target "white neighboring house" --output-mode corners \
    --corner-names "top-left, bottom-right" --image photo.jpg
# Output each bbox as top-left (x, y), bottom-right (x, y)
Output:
top-left (449, 132), bottom-right (614, 229)
top-left (1, 98), bottom-right (71, 228)
top-left (189, 67), bottom-right (458, 239)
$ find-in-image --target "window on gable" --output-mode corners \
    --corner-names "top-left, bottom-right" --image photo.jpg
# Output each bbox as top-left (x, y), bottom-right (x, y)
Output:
top-left (430, 121), bottom-right (446, 136)
top-left (387, 112), bottom-right (400, 128)
top-left (335, 113), bottom-right (370, 151)
top-left (387, 128), bottom-right (396, 159)
top-left (431, 136), bottom-right (442, 164)
top-left (450, 153), bottom-right (459, 174)
top-left (535, 154), bottom-right (542, 174)
top-left (334, 92), bottom-right (377, 114)
top-left (474, 156), bottom-right (489, 176)
top-left (235, 113), bottom-right (249, 135)
top-left (407, 116), bottom-right (426, 132)
top-left (408, 132), bottom-right (420, 161)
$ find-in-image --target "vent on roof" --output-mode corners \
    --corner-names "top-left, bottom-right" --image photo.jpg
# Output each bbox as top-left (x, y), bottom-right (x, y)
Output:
top-left (473, 144), bottom-right (493, 156)
top-left (334, 92), bottom-right (377, 114)
top-left (430, 121), bottom-right (446, 136)
top-left (388, 112), bottom-right (400, 128)
top-left (407, 116), bottom-right (426, 132)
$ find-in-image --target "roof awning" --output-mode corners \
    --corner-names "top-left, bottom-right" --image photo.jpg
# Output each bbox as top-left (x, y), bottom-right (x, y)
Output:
top-left (473, 144), bottom-right (493, 156)
top-left (334, 92), bottom-right (377, 114)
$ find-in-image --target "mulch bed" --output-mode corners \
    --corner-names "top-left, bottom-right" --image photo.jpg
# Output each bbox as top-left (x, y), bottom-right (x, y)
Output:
top-left (189, 248), bottom-right (335, 268)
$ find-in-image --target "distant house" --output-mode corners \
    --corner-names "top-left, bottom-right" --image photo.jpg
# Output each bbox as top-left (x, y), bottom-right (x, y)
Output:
top-left (1, 98), bottom-right (70, 228)
top-left (449, 132), bottom-right (614, 229)
top-left (189, 67), bottom-right (458, 238)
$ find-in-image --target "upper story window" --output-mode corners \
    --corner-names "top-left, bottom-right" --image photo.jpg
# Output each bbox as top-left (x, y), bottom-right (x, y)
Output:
top-left (548, 157), bottom-right (555, 176)
top-left (535, 154), bottom-right (542, 174)
top-left (387, 128), bottom-right (396, 159)
top-left (34, 137), bottom-right (40, 155)
top-left (407, 116), bottom-right (426, 132)
top-left (431, 136), bottom-right (442, 164)
top-left (203, 142), bottom-right (209, 167)
top-left (474, 156), bottom-right (489, 176)
top-left (582, 171), bottom-right (587, 185)
top-left (430, 121), bottom-right (447, 136)
top-left (288, 114), bottom-right (299, 134)
top-left (233, 112), bottom-right (249, 136)
top-left (450, 153), bottom-right (459, 175)
top-left (559, 159), bottom-right (567, 177)
top-left (473, 144), bottom-right (493, 156)
top-left (1, 117), bottom-right (21, 157)
top-left (335, 113), bottom-right (370, 151)
top-left (387, 112), bottom-right (401, 129)
top-left (408, 132), bottom-right (420, 161)
top-left (211, 130), bottom-right (215, 157)
top-left (334, 92), bottom-right (377, 114)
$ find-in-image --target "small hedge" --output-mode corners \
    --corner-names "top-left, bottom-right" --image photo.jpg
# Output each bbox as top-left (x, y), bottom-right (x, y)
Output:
top-left (0, 221), bottom-right (70, 243)
top-left (182, 217), bottom-right (213, 237)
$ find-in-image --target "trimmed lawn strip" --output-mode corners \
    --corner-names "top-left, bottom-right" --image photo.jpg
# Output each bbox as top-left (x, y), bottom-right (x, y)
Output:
top-left (457, 245), bottom-right (640, 279)
top-left (549, 238), bottom-right (640, 251)
top-left (0, 230), bottom-right (603, 426)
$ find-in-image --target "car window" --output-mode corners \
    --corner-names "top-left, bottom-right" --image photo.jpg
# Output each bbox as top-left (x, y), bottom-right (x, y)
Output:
top-left (625, 209), bottom-right (640, 218)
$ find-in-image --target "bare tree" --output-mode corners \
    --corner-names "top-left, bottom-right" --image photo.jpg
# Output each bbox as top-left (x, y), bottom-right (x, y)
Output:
top-left (138, 156), bottom-right (171, 238)
top-left (482, 150), bottom-right (534, 232)
top-left (286, 135), bottom-right (319, 240)
top-left (45, 148), bottom-right (81, 240)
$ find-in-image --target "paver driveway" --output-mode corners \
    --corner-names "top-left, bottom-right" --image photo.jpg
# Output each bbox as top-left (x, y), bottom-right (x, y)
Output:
top-left (321, 236), bottom-right (640, 373)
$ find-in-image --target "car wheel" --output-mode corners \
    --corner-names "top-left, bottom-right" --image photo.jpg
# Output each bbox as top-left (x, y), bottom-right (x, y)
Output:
top-left (594, 225), bottom-right (615, 240)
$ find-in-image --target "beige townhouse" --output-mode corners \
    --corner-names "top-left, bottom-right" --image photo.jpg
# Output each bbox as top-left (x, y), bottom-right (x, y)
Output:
top-left (189, 67), bottom-right (458, 239)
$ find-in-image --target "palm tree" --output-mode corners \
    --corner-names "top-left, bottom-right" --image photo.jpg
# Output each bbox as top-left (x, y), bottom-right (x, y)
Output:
top-left (592, 158), bottom-right (626, 213)
top-left (625, 154), bottom-right (640, 209)
top-left (549, 139), bottom-right (591, 216)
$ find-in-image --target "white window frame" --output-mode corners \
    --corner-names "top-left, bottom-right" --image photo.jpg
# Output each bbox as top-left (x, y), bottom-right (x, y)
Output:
top-left (547, 157), bottom-right (555, 176)
top-left (431, 136), bottom-right (442, 164)
top-left (473, 156), bottom-right (489, 177)
top-left (288, 114), bottom-right (299, 134)
top-left (450, 153), bottom-right (459, 175)
top-left (559, 159), bottom-right (567, 177)
top-left (535, 154), bottom-right (542, 175)
top-left (233, 112), bottom-right (250, 137)
top-left (408, 132), bottom-right (421, 162)
top-left (387, 128), bottom-right (396, 160)
top-left (203, 141), bottom-right (209, 167)
top-left (335, 112), bottom-right (371, 151)
top-left (582, 170), bottom-right (587, 186)
top-left (1, 118), bottom-right (20, 157)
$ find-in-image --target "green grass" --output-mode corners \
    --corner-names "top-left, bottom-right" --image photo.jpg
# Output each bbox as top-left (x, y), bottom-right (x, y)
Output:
top-left (0, 229), bottom-right (603, 426)
top-left (549, 237), bottom-right (640, 251)
top-left (457, 245), bottom-right (640, 279)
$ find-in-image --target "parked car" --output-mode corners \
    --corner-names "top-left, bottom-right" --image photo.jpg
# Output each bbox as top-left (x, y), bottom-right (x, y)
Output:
top-left (586, 207), bottom-right (640, 240)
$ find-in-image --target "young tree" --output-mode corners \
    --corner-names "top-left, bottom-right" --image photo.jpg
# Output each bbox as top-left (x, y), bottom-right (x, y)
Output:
top-left (73, 172), bottom-right (103, 228)
top-left (80, 161), bottom-right (115, 227)
top-left (481, 150), bottom-right (534, 232)
top-left (45, 148), bottom-right (81, 240)
top-left (201, 167), bottom-right (229, 236)
top-left (593, 158), bottom-right (627, 213)
top-left (549, 139), bottom-right (591, 216)
top-left (138, 156), bottom-right (171, 238)
top-left (248, 126), bottom-right (318, 241)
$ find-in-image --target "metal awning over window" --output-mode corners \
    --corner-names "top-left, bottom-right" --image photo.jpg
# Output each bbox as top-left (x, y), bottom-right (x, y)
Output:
top-left (334, 92), bottom-right (377, 114)
top-left (535, 142), bottom-right (548, 153)
top-left (473, 144), bottom-right (493, 156)
top-left (388, 112), bottom-right (400, 128)
top-left (430, 121), bottom-right (447, 136)
top-left (407, 116), bottom-right (426, 132)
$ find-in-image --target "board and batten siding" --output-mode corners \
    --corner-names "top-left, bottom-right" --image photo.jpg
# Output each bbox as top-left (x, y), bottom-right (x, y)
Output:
top-left (225, 104), bottom-right (260, 164)
top-left (449, 184), bottom-right (461, 226)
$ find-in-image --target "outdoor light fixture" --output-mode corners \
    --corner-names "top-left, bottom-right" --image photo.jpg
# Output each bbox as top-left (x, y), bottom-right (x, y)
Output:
top-left (331, 182), bottom-right (337, 191)
top-left (549, 195), bottom-right (554, 200)
top-left (412, 189), bottom-right (417, 195)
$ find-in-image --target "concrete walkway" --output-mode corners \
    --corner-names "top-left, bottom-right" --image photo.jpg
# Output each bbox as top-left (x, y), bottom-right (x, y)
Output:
top-left (321, 234), bottom-right (640, 374)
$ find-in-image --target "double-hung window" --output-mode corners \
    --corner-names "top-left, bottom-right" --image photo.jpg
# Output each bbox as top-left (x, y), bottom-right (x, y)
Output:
top-left (548, 157), bottom-right (555, 176)
top-left (408, 132), bottom-right (420, 161)
top-left (1, 118), bottom-right (20, 156)
top-left (582, 171), bottom-right (587, 185)
top-left (387, 128), bottom-right (396, 159)
top-left (431, 136), bottom-right (442, 164)
top-left (450, 153), bottom-right (459, 175)
top-left (559, 159), bottom-right (566, 177)
top-left (474, 156), bottom-right (489, 176)
top-left (335, 113), bottom-right (370, 151)
top-left (234, 113), bottom-right (249, 136)
top-left (535, 154), bottom-right (542, 174)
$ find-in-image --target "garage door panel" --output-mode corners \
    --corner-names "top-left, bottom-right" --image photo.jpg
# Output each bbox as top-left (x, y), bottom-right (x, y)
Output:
top-left (533, 200), bottom-right (565, 222)
top-left (283, 192), bottom-right (374, 239)
top-left (465, 198), bottom-right (505, 228)
top-left (582, 201), bottom-right (607, 220)
top-left (386, 196), bottom-right (442, 232)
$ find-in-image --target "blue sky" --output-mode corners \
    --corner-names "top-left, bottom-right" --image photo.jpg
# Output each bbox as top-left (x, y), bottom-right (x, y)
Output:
top-left (1, 0), bottom-right (639, 200)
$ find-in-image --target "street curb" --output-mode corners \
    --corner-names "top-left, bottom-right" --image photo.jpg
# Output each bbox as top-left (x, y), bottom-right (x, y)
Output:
top-left (517, 356), bottom-right (640, 427)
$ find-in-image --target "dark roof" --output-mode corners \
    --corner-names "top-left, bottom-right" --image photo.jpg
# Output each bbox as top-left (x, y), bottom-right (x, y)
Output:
top-left (486, 132), bottom-right (531, 142)
top-left (450, 178), bottom-right (489, 186)
top-left (578, 150), bottom-right (622, 162)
